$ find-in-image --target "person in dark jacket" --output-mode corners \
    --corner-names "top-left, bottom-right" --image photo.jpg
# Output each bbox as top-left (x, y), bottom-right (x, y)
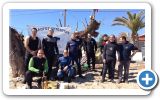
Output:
top-left (56, 50), bottom-right (76, 83)
top-left (42, 28), bottom-right (59, 80)
top-left (100, 34), bottom-right (109, 75)
top-left (117, 36), bottom-right (138, 84)
top-left (75, 34), bottom-right (83, 63)
top-left (66, 34), bottom-right (84, 78)
top-left (25, 49), bottom-right (48, 89)
top-left (83, 34), bottom-right (97, 70)
top-left (101, 35), bottom-right (119, 83)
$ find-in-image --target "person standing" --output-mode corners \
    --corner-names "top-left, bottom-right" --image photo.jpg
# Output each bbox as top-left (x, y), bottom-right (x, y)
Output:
top-left (117, 36), bottom-right (138, 84)
top-left (75, 34), bottom-right (83, 63)
top-left (24, 28), bottom-right (41, 83)
top-left (100, 34), bottom-right (109, 75)
top-left (66, 34), bottom-right (84, 78)
top-left (42, 28), bottom-right (59, 80)
top-left (83, 34), bottom-right (97, 70)
top-left (100, 34), bottom-right (109, 53)
top-left (101, 35), bottom-right (119, 83)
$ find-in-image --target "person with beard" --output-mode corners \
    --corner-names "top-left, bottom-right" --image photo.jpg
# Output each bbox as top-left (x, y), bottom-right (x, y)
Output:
top-left (25, 49), bottom-right (48, 89)
top-left (117, 36), bottom-right (138, 84)
top-left (100, 34), bottom-right (109, 53)
top-left (101, 35), bottom-right (119, 83)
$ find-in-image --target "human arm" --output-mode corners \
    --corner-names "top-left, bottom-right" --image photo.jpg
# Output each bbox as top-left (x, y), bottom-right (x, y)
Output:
top-left (28, 58), bottom-right (39, 73)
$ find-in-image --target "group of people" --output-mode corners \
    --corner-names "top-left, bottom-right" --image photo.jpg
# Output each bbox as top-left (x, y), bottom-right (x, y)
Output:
top-left (23, 27), bottom-right (138, 89)
top-left (100, 34), bottom-right (138, 83)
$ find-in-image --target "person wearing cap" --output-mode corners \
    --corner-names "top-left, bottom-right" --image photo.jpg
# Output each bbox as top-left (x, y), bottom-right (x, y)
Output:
top-left (66, 34), bottom-right (85, 78)
top-left (56, 50), bottom-right (76, 83)
top-left (117, 36), bottom-right (138, 84)
top-left (101, 35), bottom-right (119, 83)
top-left (83, 34), bottom-right (97, 70)
top-left (42, 28), bottom-right (59, 80)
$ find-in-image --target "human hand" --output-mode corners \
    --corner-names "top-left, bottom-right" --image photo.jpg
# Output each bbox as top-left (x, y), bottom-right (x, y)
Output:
top-left (103, 59), bottom-right (106, 63)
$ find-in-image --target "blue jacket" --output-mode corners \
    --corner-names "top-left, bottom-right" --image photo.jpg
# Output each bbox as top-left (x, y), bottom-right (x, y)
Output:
top-left (118, 41), bottom-right (138, 61)
top-left (56, 56), bottom-right (72, 70)
top-left (66, 39), bottom-right (79, 56)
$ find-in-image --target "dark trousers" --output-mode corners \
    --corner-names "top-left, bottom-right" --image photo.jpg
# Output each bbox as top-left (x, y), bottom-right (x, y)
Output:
top-left (46, 55), bottom-right (57, 80)
top-left (78, 50), bottom-right (82, 63)
top-left (24, 53), bottom-right (33, 72)
top-left (118, 60), bottom-right (130, 81)
top-left (25, 71), bottom-right (43, 88)
top-left (102, 59), bottom-right (116, 80)
top-left (86, 52), bottom-right (95, 69)
top-left (70, 54), bottom-right (82, 76)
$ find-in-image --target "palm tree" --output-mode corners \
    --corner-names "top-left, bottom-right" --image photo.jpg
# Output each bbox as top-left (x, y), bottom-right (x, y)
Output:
top-left (112, 11), bottom-right (145, 44)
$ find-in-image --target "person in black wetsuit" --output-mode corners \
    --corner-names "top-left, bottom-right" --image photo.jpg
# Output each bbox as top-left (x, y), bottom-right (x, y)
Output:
top-left (75, 34), bottom-right (83, 63)
top-left (42, 28), bottom-right (59, 80)
top-left (24, 28), bottom-right (41, 83)
top-left (101, 35), bottom-right (119, 83)
top-left (83, 34), bottom-right (97, 70)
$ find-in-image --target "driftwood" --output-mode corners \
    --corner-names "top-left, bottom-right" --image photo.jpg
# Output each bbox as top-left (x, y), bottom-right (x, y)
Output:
top-left (74, 19), bottom-right (100, 39)
top-left (9, 27), bottom-right (25, 78)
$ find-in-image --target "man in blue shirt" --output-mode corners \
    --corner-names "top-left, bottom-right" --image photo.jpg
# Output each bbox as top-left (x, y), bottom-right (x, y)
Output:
top-left (56, 50), bottom-right (76, 83)
top-left (117, 36), bottom-right (138, 84)
top-left (66, 34), bottom-right (85, 79)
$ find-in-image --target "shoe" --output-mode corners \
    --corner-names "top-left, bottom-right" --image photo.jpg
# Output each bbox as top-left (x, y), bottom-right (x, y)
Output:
top-left (111, 79), bottom-right (115, 83)
top-left (79, 75), bottom-right (85, 79)
top-left (101, 79), bottom-right (105, 83)
top-left (26, 84), bottom-right (32, 89)
top-left (117, 79), bottom-right (121, 84)
top-left (38, 83), bottom-right (42, 89)
top-left (68, 77), bottom-right (71, 83)
top-left (125, 80), bottom-right (129, 84)
top-left (22, 79), bottom-right (26, 84)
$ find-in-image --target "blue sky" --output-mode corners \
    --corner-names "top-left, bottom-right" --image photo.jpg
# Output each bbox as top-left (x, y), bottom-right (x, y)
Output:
top-left (10, 9), bottom-right (145, 39)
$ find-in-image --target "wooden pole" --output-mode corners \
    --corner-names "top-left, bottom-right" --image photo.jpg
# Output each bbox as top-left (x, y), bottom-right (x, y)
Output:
top-left (64, 9), bottom-right (67, 27)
